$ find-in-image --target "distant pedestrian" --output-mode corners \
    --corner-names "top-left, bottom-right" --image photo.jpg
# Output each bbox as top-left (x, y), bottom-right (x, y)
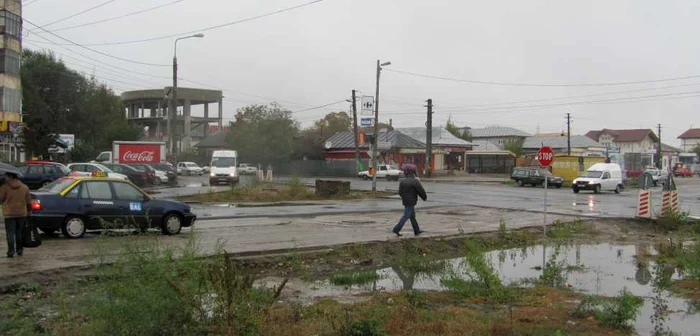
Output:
top-left (392, 164), bottom-right (427, 237)
top-left (1, 172), bottom-right (31, 258)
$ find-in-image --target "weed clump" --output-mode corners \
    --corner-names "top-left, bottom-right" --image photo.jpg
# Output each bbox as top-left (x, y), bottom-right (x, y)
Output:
top-left (442, 239), bottom-right (518, 304)
top-left (573, 288), bottom-right (644, 330)
top-left (330, 271), bottom-right (380, 286)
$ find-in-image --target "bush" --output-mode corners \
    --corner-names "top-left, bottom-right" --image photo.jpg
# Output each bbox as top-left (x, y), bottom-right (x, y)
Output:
top-left (573, 288), bottom-right (644, 330)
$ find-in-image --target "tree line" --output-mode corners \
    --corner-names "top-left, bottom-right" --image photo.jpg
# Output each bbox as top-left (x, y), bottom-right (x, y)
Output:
top-left (21, 49), bottom-right (141, 161)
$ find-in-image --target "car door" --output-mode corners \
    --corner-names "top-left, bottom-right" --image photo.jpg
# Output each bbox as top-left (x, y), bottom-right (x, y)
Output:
top-left (378, 165), bottom-right (388, 178)
top-left (25, 165), bottom-right (44, 188)
top-left (600, 171), bottom-right (613, 190)
top-left (111, 181), bottom-right (162, 229)
top-left (78, 180), bottom-right (121, 229)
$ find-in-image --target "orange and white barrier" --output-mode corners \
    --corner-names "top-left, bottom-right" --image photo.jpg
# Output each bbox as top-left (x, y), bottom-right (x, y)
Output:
top-left (257, 169), bottom-right (264, 181)
top-left (661, 190), bottom-right (680, 216)
top-left (636, 190), bottom-right (651, 218)
top-left (266, 169), bottom-right (273, 182)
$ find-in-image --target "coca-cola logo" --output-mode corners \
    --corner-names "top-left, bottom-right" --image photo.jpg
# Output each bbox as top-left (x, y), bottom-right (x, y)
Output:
top-left (123, 151), bottom-right (155, 162)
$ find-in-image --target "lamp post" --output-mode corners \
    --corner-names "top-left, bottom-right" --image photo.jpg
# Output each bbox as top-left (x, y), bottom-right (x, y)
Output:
top-left (169, 33), bottom-right (204, 166)
top-left (371, 60), bottom-right (391, 193)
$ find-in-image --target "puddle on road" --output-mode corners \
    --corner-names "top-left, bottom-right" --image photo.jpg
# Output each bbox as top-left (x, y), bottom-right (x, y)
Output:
top-left (267, 243), bottom-right (699, 336)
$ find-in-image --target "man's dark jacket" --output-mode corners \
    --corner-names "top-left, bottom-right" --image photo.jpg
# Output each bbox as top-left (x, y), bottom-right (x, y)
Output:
top-left (398, 177), bottom-right (427, 206)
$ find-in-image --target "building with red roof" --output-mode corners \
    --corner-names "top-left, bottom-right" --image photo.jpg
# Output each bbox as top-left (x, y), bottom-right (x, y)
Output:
top-left (677, 128), bottom-right (700, 152)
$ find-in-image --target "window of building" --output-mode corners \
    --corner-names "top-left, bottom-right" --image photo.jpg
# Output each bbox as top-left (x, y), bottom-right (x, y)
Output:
top-left (0, 10), bottom-right (22, 40)
top-left (0, 87), bottom-right (20, 113)
top-left (0, 49), bottom-right (20, 75)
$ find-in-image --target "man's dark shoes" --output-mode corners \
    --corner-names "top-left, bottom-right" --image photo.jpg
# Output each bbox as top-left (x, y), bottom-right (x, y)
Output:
top-left (17, 251), bottom-right (23, 256)
top-left (6, 253), bottom-right (13, 258)
top-left (393, 230), bottom-right (403, 237)
top-left (414, 230), bottom-right (425, 236)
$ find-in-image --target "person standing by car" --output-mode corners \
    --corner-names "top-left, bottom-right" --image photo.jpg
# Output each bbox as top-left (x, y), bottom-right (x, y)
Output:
top-left (1, 172), bottom-right (31, 258)
top-left (392, 164), bottom-right (427, 237)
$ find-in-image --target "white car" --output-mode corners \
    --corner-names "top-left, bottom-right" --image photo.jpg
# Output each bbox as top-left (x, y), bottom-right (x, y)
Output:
top-left (153, 169), bottom-right (168, 185)
top-left (572, 163), bottom-right (623, 194)
top-left (67, 163), bottom-right (129, 181)
top-left (643, 168), bottom-right (669, 187)
top-left (358, 164), bottom-right (404, 181)
top-left (239, 163), bottom-right (258, 175)
top-left (177, 162), bottom-right (204, 176)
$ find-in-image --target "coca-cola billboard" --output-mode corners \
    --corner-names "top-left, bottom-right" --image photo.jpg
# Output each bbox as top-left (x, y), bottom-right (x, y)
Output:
top-left (118, 144), bottom-right (162, 164)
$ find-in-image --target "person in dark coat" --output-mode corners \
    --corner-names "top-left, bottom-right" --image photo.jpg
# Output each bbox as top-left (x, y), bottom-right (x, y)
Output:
top-left (1, 172), bottom-right (31, 258)
top-left (392, 164), bottom-right (427, 236)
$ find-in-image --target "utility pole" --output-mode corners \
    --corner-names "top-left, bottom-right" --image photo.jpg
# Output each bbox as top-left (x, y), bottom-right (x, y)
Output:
top-left (425, 99), bottom-right (433, 178)
top-left (351, 90), bottom-right (360, 174)
top-left (657, 123), bottom-right (662, 169)
top-left (566, 113), bottom-right (572, 156)
top-left (170, 53), bottom-right (178, 164)
top-left (371, 60), bottom-right (391, 192)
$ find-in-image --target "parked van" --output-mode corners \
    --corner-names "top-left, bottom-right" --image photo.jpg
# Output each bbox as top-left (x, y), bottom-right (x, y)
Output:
top-left (209, 150), bottom-right (239, 185)
top-left (572, 163), bottom-right (623, 194)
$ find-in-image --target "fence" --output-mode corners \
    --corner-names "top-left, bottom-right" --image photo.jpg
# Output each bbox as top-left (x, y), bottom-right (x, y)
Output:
top-left (274, 160), bottom-right (369, 177)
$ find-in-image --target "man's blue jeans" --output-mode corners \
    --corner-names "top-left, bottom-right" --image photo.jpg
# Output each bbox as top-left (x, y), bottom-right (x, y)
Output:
top-left (393, 206), bottom-right (420, 234)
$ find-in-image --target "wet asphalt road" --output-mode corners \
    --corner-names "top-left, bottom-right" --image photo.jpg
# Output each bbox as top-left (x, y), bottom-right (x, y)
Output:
top-left (170, 174), bottom-right (700, 220)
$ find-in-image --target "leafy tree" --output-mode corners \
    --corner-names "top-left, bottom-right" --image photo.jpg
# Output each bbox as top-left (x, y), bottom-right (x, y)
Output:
top-left (226, 103), bottom-right (299, 167)
top-left (446, 117), bottom-right (472, 142)
top-left (21, 49), bottom-right (140, 159)
top-left (504, 138), bottom-right (525, 157)
top-left (312, 111), bottom-right (352, 135)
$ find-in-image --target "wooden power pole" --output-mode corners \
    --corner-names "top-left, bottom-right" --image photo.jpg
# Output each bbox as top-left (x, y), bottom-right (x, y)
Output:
top-left (351, 90), bottom-right (360, 174)
top-left (425, 99), bottom-right (433, 177)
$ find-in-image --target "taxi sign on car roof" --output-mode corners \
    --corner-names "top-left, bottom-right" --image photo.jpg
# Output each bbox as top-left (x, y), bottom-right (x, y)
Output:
top-left (92, 171), bottom-right (107, 177)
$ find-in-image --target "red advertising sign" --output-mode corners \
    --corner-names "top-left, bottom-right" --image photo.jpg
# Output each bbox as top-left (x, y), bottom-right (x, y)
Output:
top-left (119, 144), bottom-right (161, 164)
top-left (537, 146), bottom-right (554, 166)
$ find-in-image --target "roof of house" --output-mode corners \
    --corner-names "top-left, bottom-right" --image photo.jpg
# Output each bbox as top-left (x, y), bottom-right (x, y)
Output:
top-left (395, 127), bottom-right (473, 147)
top-left (661, 142), bottom-right (683, 153)
top-left (324, 130), bottom-right (424, 150)
top-left (465, 126), bottom-right (531, 138)
top-left (194, 132), bottom-right (228, 148)
top-left (678, 128), bottom-right (700, 139)
top-left (522, 135), bottom-right (604, 149)
top-left (585, 129), bottom-right (658, 142)
top-left (470, 139), bottom-right (504, 151)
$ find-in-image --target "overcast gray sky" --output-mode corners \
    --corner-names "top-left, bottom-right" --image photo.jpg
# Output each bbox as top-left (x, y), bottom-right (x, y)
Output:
top-left (23, 0), bottom-right (700, 145)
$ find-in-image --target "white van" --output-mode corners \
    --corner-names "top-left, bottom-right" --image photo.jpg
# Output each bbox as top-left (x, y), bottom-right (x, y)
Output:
top-left (572, 163), bottom-right (623, 194)
top-left (209, 150), bottom-right (239, 185)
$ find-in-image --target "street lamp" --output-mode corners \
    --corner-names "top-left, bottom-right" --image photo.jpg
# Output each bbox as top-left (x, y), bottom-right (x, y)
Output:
top-left (169, 33), bottom-right (204, 165)
top-left (371, 60), bottom-right (391, 193)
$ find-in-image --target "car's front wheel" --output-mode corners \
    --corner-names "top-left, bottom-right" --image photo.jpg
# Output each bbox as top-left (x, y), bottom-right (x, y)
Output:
top-left (573, 187), bottom-right (580, 194)
top-left (614, 185), bottom-right (621, 194)
top-left (594, 184), bottom-right (601, 194)
top-left (62, 216), bottom-right (87, 239)
top-left (161, 213), bottom-right (183, 235)
top-left (517, 180), bottom-right (524, 187)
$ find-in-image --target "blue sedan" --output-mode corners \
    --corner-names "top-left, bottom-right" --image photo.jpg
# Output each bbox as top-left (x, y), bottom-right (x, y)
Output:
top-left (29, 175), bottom-right (196, 239)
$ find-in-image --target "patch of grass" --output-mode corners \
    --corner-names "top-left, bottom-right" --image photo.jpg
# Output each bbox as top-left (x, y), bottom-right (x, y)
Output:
top-left (546, 219), bottom-right (596, 239)
top-left (442, 239), bottom-right (518, 304)
top-left (184, 179), bottom-right (391, 203)
top-left (330, 270), bottom-right (380, 286)
top-left (538, 245), bottom-right (568, 288)
top-left (657, 210), bottom-right (691, 231)
top-left (498, 218), bottom-right (532, 244)
top-left (573, 288), bottom-right (644, 330)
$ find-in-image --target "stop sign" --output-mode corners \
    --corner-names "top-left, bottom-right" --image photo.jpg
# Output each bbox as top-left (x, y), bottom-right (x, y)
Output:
top-left (538, 146), bottom-right (554, 166)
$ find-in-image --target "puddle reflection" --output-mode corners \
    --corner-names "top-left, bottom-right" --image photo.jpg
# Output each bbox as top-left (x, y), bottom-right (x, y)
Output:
top-left (302, 243), bottom-right (698, 335)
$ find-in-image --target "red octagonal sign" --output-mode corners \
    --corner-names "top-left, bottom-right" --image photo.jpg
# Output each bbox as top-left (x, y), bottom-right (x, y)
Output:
top-left (537, 146), bottom-right (554, 166)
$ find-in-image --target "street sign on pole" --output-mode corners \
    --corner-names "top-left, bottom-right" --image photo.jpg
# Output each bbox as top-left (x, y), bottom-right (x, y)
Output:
top-left (537, 146), bottom-right (554, 166)
top-left (537, 146), bottom-right (555, 236)
top-left (360, 96), bottom-right (374, 116)
top-left (360, 118), bottom-right (374, 127)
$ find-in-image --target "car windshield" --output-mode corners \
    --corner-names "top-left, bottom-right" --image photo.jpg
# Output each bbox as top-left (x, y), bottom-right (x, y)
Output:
top-left (212, 158), bottom-right (236, 167)
top-left (538, 169), bottom-right (552, 176)
top-left (584, 171), bottom-right (603, 178)
top-left (39, 178), bottom-right (76, 194)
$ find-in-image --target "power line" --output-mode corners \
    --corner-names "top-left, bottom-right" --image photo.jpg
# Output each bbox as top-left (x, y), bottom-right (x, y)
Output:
top-left (29, 0), bottom-right (117, 32)
top-left (35, 0), bottom-right (186, 33)
top-left (24, 18), bottom-right (170, 67)
top-left (28, 0), bottom-right (326, 47)
top-left (385, 68), bottom-right (700, 88)
top-left (291, 99), bottom-right (347, 114)
top-left (24, 0), bottom-right (43, 7)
